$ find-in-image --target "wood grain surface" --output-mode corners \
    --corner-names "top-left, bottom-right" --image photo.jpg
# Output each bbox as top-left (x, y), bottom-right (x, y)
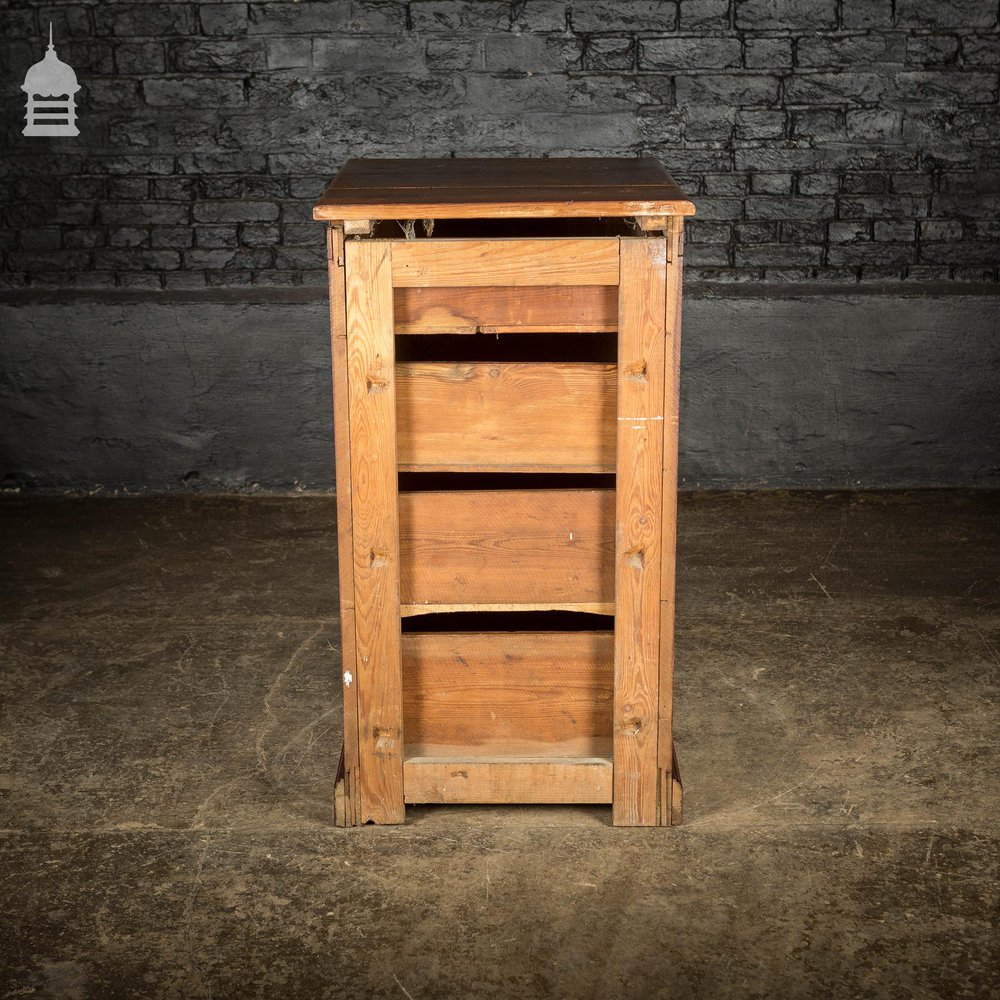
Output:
top-left (313, 157), bottom-right (695, 220)
top-left (613, 237), bottom-right (667, 827)
top-left (345, 239), bottom-right (405, 824)
top-left (393, 284), bottom-right (618, 334)
top-left (391, 239), bottom-right (619, 287)
top-left (403, 757), bottom-right (613, 804)
top-left (398, 488), bottom-right (615, 608)
top-left (401, 631), bottom-right (613, 753)
top-left (396, 361), bottom-right (617, 472)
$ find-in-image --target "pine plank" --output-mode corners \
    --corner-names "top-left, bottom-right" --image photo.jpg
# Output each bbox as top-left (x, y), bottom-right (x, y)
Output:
top-left (398, 489), bottom-right (615, 607)
top-left (345, 239), bottom-right (405, 825)
top-left (403, 756), bottom-right (613, 804)
top-left (393, 284), bottom-right (618, 334)
top-left (327, 224), bottom-right (362, 826)
top-left (658, 217), bottom-right (685, 825)
top-left (396, 362), bottom-right (616, 472)
top-left (401, 631), bottom-right (613, 752)
top-left (391, 239), bottom-right (619, 287)
top-left (400, 601), bottom-right (615, 616)
top-left (613, 237), bottom-right (667, 827)
top-left (313, 157), bottom-right (695, 220)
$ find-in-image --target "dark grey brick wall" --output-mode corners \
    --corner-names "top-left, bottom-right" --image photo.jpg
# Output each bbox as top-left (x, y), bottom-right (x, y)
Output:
top-left (1, 0), bottom-right (998, 290)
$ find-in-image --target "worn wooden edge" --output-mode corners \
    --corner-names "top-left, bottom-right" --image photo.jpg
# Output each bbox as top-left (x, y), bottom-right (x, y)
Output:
top-left (313, 200), bottom-right (696, 222)
top-left (345, 239), bottom-right (406, 825)
top-left (328, 224), bottom-right (355, 615)
top-left (612, 237), bottom-right (667, 828)
top-left (400, 602), bottom-right (616, 617)
top-left (398, 463), bottom-right (616, 474)
top-left (403, 757), bottom-right (614, 804)
top-left (395, 323), bottom-right (618, 335)
top-left (657, 217), bottom-right (684, 828)
top-left (328, 224), bottom-right (362, 828)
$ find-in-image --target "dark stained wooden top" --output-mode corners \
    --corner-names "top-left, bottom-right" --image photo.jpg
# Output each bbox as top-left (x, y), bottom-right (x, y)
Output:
top-left (312, 157), bottom-right (694, 221)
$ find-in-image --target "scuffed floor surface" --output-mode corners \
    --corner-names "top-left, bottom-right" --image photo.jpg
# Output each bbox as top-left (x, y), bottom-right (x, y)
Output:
top-left (1, 491), bottom-right (998, 999)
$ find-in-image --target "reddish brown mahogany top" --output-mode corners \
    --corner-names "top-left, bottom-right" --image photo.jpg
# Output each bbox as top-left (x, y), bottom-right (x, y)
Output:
top-left (312, 157), bottom-right (695, 221)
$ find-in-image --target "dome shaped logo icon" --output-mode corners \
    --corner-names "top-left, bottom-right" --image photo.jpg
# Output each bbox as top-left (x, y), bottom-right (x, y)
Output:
top-left (21, 24), bottom-right (81, 137)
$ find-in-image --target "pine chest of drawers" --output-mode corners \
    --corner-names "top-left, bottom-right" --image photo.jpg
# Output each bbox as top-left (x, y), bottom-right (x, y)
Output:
top-left (313, 158), bottom-right (694, 826)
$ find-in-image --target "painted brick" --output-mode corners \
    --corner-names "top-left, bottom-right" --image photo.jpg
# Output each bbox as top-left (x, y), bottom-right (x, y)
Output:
top-left (797, 34), bottom-right (906, 67)
top-left (735, 0), bottom-right (836, 30)
top-left (677, 0), bottom-right (731, 30)
top-left (744, 37), bottom-right (792, 69)
top-left (266, 36), bottom-right (312, 69)
top-left (170, 39), bottom-right (267, 71)
top-left (841, 0), bottom-right (893, 28)
top-left (640, 36), bottom-right (742, 70)
top-left (963, 35), bottom-right (1000, 67)
top-left (94, 4), bottom-right (197, 37)
top-left (586, 37), bottom-right (634, 72)
top-left (410, 2), bottom-right (511, 31)
top-left (570, 1), bottom-right (678, 31)
top-left (313, 36), bottom-right (426, 72)
top-left (895, 0), bottom-right (998, 29)
top-left (906, 35), bottom-right (961, 66)
top-left (0, 0), bottom-right (995, 291)
top-left (200, 4), bottom-right (250, 36)
top-left (676, 73), bottom-right (779, 105)
top-left (193, 201), bottom-right (280, 223)
top-left (426, 38), bottom-right (481, 70)
top-left (145, 78), bottom-right (245, 107)
top-left (484, 33), bottom-right (582, 72)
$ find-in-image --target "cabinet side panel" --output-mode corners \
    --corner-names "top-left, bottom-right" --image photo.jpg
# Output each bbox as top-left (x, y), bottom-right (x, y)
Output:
top-left (613, 238), bottom-right (666, 827)
top-left (658, 217), bottom-right (684, 825)
top-left (345, 239), bottom-right (405, 825)
top-left (327, 225), bottom-right (361, 825)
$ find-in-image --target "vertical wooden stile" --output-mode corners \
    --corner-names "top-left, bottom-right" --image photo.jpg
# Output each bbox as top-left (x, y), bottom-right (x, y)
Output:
top-left (327, 224), bottom-right (361, 826)
top-left (658, 217), bottom-right (685, 825)
top-left (613, 237), bottom-right (668, 826)
top-left (345, 239), bottom-right (405, 824)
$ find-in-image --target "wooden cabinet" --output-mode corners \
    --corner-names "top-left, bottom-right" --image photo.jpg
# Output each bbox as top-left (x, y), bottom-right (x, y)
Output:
top-left (313, 158), bottom-right (693, 826)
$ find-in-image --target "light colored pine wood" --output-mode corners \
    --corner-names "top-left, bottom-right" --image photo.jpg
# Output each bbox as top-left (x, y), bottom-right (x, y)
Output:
top-left (398, 489), bottom-right (615, 607)
top-left (343, 219), bottom-right (373, 235)
top-left (393, 284), bottom-right (618, 334)
top-left (391, 239), bottom-right (620, 287)
top-left (403, 756), bottom-right (613, 804)
top-left (636, 216), bottom-right (668, 231)
top-left (313, 158), bottom-right (696, 221)
top-left (613, 237), bottom-right (667, 827)
top-left (345, 239), bottom-right (405, 825)
top-left (396, 362), bottom-right (616, 472)
top-left (400, 601), bottom-right (615, 617)
top-left (401, 631), bottom-right (613, 751)
top-left (327, 224), bottom-right (361, 826)
top-left (658, 217), bottom-right (685, 825)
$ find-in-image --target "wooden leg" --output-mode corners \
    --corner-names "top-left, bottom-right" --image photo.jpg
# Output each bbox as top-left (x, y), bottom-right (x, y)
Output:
top-left (345, 240), bottom-right (405, 824)
top-left (613, 238), bottom-right (667, 827)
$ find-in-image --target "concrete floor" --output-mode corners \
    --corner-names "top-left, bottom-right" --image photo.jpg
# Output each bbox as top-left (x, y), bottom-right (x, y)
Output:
top-left (1, 491), bottom-right (998, 999)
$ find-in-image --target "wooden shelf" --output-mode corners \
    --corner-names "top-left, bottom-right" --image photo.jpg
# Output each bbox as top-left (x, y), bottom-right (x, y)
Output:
top-left (401, 602), bottom-right (615, 617)
top-left (403, 750), bottom-right (613, 805)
